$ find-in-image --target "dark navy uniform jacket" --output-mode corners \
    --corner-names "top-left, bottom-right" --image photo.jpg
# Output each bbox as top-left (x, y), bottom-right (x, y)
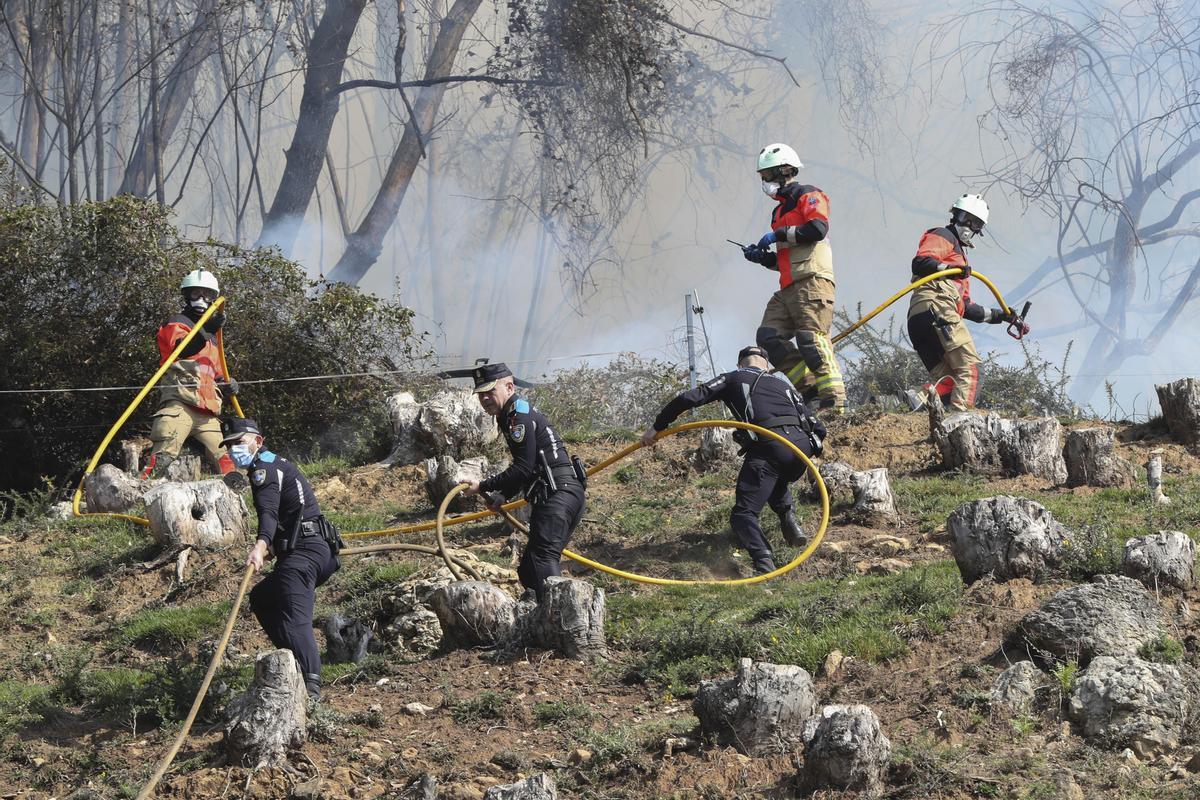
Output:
top-left (479, 395), bottom-right (573, 500)
top-left (653, 367), bottom-right (826, 446)
top-left (248, 450), bottom-right (321, 549)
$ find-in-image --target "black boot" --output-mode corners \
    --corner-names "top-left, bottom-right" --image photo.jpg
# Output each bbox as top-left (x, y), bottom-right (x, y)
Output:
top-left (751, 554), bottom-right (777, 575)
top-left (778, 508), bottom-right (808, 548)
top-left (304, 672), bottom-right (322, 703)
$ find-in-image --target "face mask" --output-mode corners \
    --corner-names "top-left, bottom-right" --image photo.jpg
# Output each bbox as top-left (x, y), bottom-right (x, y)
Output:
top-left (230, 443), bottom-right (258, 467)
top-left (761, 181), bottom-right (781, 198)
top-left (184, 294), bottom-right (211, 314)
top-left (956, 225), bottom-right (976, 248)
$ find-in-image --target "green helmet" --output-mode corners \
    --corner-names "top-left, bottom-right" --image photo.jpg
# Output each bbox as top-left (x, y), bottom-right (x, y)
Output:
top-left (756, 143), bottom-right (803, 172)
top-left (180, 269), bottom-right (219, 294)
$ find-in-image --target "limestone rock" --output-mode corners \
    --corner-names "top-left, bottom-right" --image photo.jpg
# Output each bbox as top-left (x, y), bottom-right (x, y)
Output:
top-left (415, 388), bottom-right (498, 459)
top-left (1156, 378), bottom-right (1200, 445)
top-left (934, 413), bottom-right (1067, 484)
top-left (518, 578), bottom-right (606, 661)
top-left (800, 704), bottom-right (891, 797)
top-left (322, 613), bottom-right (372, 664)
top-left (1063, 428), bottom-right (1136, 488)
top-left (382, 391), bottom-right (423, 466)
top-left (807, 461), bottom-right (856, 503)
top-left (385, 607), bottom-right (443, 657)
top-left (1069, 655), bottom-right (1200, 757)
top-left (223, 649), bottom-right (308, 767)
top-left (694, 427), bottom-right (740, 470)
top-left (948, 496), bottom-right (1068, 584)
top-left (1123, 531), bottom-right (1196, 592)
top-left (990, 661), bottom-right (1047, 716)
top-left (424, 455), bottom-right (497, 509)
top-left (483, 773), bottom-right (557, 800)
top-left (694, 658), bottom-right (817, 756)
top-left (1016, 575), bottom-right (1166, 666)
top-left (428, 581), bottom-right (518, 649)
top-left (849, 467), bottom-right (898, 522)
top-left (143, 479), bottom-right (248, 549)
top-left (83, 464), bottom-right (143, 514)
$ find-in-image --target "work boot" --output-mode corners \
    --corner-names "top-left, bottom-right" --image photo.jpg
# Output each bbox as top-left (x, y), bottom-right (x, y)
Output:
top-left (304, 673), bottom-right (322, 703)
top-left (147, 453), bottom-right (175, 480)
top-left (751, 554), bottom-right (777, 576)
top-left (898, 389), bottom-right (926, 412)
top-left (778, 508), bottom-right (808, 548)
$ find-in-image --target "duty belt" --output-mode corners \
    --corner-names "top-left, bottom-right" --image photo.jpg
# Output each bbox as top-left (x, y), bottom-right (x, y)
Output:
top-left (755, 414), bottom-right (803, 429)
top-left (299, 517), bottom-right (323, 536)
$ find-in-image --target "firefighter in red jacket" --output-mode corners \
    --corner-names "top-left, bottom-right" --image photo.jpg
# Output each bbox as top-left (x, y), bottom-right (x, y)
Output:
top-left (742, 143), bottom-right (846, 414)
top-left (145, 269), bottom-right (237, 477)
top-left (902, 194), bottom-right (1026, 411)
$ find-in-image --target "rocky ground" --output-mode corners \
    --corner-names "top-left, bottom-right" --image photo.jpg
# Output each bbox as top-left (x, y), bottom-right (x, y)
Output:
top-left (4, 409), bottom-right (1200, 798)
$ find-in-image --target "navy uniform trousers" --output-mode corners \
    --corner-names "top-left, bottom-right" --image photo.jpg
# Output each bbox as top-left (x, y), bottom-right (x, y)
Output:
top-left (249, 534), bottom-right (339, 679)
top-left (731, 431), bottom-right (814, 563)
top-left (521, 480), bottom-right (586, 598)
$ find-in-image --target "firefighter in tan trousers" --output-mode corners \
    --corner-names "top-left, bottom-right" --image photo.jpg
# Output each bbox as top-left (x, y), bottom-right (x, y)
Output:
top-left (740, 143), bottom-right (846, 414)
top-left (902, 194), bottom-right (1028, 411)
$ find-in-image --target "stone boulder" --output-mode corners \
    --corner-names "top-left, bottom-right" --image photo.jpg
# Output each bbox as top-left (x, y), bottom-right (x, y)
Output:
top-left (849, 467), bottom-right (898, 523)
top-left (1123, 531), bottom-right (1196, 592)
top-left (693, 427), bottom-right (740, 470)
top-left (1156, 378), bottom-right (1200, 445)
top-left (381, 391), bottom-right (422, 466)
top-left (483, 773), bottom-right (557, 800)
top-left (990, 661), bottom-right (1048, 716)
top-left (947, 496), bottom-right (1068, 584)
top-left (518, 578), bottom-right (606, 661)
top-left (1069, 655), bottom-right (1200, 757)
top-left (381, 388), bottom-right (499, 466)
top-left (1063, 428), bottom-right (1136, 488)
top-left (800, 704), bottom-right (891, 797)
top-left (694, 658), bottom-right (817, 756)
top-left (934, 413), bottom-right (1067, 485)
top-left (83, 464), bottom-right (143, 514)
top-left (223, 649), bottom-right (308, 768)
top-left (143, 479), bottom-right (249, 548)
top-left (423, 455), bottom-right (497, 509)
top-left (428, 581), bottom-right (518, 649)
top-left (1016, 575), bottom-right (1166, 666)
top-left (806, 461), bottom-right (857, 503)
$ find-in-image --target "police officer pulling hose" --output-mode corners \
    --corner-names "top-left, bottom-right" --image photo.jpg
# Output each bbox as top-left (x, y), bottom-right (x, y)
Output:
top-left (224, 417), bottom-right (343, 702)
top-left (641, 346), bottom-right (825, 575)
top-left (462, 363), bottom-right (587, 601)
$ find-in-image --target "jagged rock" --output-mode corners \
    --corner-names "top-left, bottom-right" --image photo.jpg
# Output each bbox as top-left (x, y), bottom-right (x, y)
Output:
top-left (323, 613), bottom-right (372, 664)
top-left (483, 773), bottom-right (557, 800)
top-left (424, 455), bottom-right (497, 509)
top-left (1146, 451), bottom-right (1172, 505)
top-left (934, 413), bottom-right (1067, 484)
top-left (1156, 378), bottom-right (1200, 445)
top-left (83, 464), bottom-right (144, 514)
top-left (948, 496), bottom-right (1069, 584)
top-left (800, 704), bottom-right (891, 796)
top-left (694, 427), bottom-right (740, 470)
top-left (518, 578), bottom-right (606, 661)
top-left (223, 649), bottom-right (308, 767)
top-left (428, 581), bottom-right (518, 649)
top-left (143, 479), bottom-right (248, 548)
top-left (807, 461), bottom-right (856, 502)
top-left (1069, 655), bottom-right (1200, 757)
top-left (416, 388), bottom-right (498, 458)
top-left (385, 608), bottom-right (443, 657)
top-left (382, 391), bottom-right (423, 466)
top-left (990, 661), bottom-right (1047, 716)
top-left (1016, 575), bottom-right (1167, 666)
top-left (1123, 531), bottom-right (1196, 592)
top-left (849, 467), bottom-right (898, 522)
top-left (1063, 428), bottom-right (1136, 488)
top-left (694, 658), bottom-right (817, 756)
top-left (47, 500), bottom-right (75, 520)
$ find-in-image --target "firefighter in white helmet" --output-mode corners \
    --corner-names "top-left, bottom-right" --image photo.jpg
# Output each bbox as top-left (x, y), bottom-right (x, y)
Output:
top-left (901, 194), bottom-right (1027, 411)
top-left (145, 269), bottom-right (238, 478)
top-left (743, 142), bottom-right (846, 414)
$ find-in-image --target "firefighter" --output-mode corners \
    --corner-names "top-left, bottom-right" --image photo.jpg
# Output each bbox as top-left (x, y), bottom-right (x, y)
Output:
top-left (742, 142), bottom-right (846, 414)
top-left (462, 363), bottom-right (587, 601)
top-left (901, 194), bottom-right (1028, 411)
top-left (640, 346), bottom-right (825, 575)
top-left (229, 416), bottom-right (342, 702)
top-left (146, 269), bottom-right (238, 478)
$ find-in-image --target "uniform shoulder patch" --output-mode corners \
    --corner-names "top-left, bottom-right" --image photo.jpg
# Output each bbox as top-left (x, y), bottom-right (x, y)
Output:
top-left (514, 398), bottom-right (530, 414)
top-left (251, 469), bottom-right (267, 486)
top-left (509, 423), bottom-right (526, 443)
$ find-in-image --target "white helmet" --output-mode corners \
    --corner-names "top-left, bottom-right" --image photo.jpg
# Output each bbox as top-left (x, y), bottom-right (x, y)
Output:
top-left (950, 193), bottom-right (989, 227)
top-left (756, 143), bottom-right (803, 172)
top-left (180, 269), bottom-right (220, 294)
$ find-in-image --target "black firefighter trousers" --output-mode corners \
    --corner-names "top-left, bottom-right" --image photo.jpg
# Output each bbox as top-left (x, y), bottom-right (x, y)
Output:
top-left (521, 480), bottom-right (586, 600)
top-left (730, 432), bottom-right (813, 563)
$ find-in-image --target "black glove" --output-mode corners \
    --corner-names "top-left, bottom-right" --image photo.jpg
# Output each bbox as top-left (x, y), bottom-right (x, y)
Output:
top-left (219, 379), bottom-right (239, 396)
top-left (958, 264), bottom-right (972, 280)
top-left (987, 307), bottom-right (1006, 324)
top-left (202, 310), bottom-right (226, 333)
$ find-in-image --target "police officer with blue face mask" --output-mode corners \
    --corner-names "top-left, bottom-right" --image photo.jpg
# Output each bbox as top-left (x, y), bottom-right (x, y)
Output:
top-left (221, 417), bottom-right (341, 702)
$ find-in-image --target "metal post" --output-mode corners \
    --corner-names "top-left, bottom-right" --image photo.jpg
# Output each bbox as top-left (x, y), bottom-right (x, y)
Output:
top-left (685, 293), bottom-right (698, 390)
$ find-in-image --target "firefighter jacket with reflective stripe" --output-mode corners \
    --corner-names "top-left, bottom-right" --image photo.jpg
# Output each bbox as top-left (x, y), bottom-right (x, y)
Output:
top-left (479, 395), bottom-right (573, 500)
top-left (907, 227), bottom-right (987, 325)
top-left (156, 313), bottom-right (226, 414)
top-left (770, 182), bottom-right (834, 289)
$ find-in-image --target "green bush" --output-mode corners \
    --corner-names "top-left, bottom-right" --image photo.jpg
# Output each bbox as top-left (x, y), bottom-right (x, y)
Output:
top-left (117, 601), bottom-right (230, 648)
top-left (0, 194), bottom-right (426, 492)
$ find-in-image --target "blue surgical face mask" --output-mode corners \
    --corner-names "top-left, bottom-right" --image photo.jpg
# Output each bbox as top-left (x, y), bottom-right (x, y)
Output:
top-left (231, 443), bottom-right (258, 467)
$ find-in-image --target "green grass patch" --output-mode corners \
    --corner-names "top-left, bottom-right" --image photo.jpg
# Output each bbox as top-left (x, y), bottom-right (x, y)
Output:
top-left (117, 601), bottom-right (231, 648)
top-left (608, 562), bottom-right (963, 695)
top-left (1140, 635), bottom-right (1185, 665)
top-left (0, 680), bottom-right (55, 734)
top-left (326, 559), bottom-right (419, 620)
top-left (533, 698), bottom-right (594, 726)
top-left (42, 518), bottom-right (156, 576)
top-left (446, 689), bottom-right (517, 724)
top-left (892, 473), bottom-right (990, 532)
top-left (295, 454), bottom-right (354, 481)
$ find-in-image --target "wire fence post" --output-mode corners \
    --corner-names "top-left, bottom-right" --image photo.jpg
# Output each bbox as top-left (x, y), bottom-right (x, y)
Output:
top-left (685, 293), bottom-right (697, 391)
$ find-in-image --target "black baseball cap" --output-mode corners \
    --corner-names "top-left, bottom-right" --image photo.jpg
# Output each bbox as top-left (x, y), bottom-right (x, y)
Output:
top-left (472, 362), bottom-right (514, 393)
top-left (738, 345), bottom-right (768, 362)
top-left (220, 416), bottom-right (263, 445)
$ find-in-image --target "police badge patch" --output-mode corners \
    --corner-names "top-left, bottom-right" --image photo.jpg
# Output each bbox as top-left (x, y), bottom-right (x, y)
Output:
top-left (251, 469), bottom-right (267, 486)
top-left (509, 424), bottom-right (526, 443)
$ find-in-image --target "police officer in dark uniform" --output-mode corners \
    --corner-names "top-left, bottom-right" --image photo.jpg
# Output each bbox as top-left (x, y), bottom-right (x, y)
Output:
top-left (640, 346), bottom-right (825, 575)
top-left (462, 363), bottom-right (587, 601)
top-left (222, 417), bottom-right (341, 701)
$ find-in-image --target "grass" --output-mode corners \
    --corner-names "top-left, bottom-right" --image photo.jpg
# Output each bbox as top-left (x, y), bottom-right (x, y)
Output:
top-left (0, 680), bottom-right (55, 734)
top-left (445, 688), bottom-right (518, 724)
top-left (608, 562), bottom-right (963, 695)
top-left (116, 601), bottom-right (232, 648)
top-left (533, 698), bottom-right (594, 726)
top-left (325, 559), bottom-right (420, 621)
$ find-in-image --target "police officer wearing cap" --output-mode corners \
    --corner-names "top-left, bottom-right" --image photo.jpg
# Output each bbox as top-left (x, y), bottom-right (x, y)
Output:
top-left (222, 416), bottom-right (341, 702)
top-left (462, 363), bottom-right (587, 601)
top-left (640, 346), bottom-right (825, 575)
